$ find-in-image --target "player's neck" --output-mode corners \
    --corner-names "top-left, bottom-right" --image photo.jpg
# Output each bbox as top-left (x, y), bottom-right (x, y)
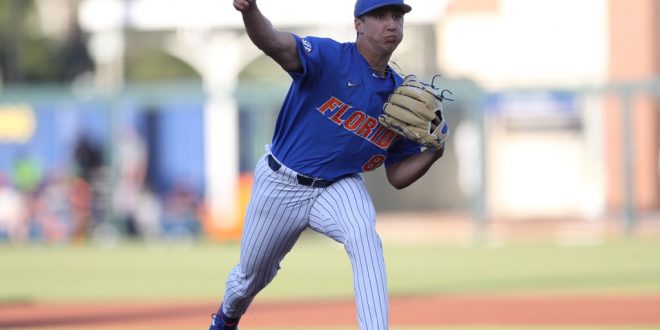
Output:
top-left (356, 40), bottom-right (391, 76)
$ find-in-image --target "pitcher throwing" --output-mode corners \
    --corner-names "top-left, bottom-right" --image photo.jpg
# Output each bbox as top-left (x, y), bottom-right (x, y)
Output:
top-left (210, 0), bottom-right (449, 329)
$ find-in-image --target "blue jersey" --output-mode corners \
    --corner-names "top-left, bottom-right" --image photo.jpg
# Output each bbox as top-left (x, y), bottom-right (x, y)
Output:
top-left (270, 35), bottom-right (421, 181)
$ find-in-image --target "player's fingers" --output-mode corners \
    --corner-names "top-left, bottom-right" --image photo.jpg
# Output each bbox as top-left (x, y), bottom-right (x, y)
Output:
top-left (233, 0), bottom-right (255, 12)
top-left (233, 0), bottom-right (244, 11)
top-left (233, 0), bottom-right (245, 11)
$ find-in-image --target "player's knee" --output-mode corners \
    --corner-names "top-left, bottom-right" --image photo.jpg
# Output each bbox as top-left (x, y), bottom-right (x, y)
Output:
top-left (344, 223), bottom-right (380, 247)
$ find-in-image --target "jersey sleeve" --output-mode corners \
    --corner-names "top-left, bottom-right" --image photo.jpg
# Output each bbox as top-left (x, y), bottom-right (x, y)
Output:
top-left (288, 35), bottom-right (322, 80)
top-left (384, 137), bottom-right (422, 167)
top-left (289, 35), bottom-right (342, 82)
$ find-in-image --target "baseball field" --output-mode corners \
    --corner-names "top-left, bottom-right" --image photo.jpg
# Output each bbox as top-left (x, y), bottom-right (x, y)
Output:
top-left (2, 227), bottom-right (660, 329)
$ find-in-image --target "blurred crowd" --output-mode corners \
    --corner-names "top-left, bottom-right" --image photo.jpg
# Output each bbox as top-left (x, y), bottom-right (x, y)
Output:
top-left (0, 132), bottom-right (203, 246)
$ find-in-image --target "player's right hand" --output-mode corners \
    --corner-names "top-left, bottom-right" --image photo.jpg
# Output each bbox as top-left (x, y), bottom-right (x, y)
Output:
top-left (233, 0), bottom-right (256, 12)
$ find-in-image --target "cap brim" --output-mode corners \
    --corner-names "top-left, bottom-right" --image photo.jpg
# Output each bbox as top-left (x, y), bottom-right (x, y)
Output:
top-left (356, 3), bottom-right (412, 17)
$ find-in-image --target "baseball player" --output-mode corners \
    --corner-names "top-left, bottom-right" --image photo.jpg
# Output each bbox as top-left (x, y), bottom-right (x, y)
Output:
top-left (210, 0), bottom-right (446, 329)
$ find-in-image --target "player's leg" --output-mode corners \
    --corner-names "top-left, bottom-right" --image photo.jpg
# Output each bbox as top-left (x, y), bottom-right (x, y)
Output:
top-left (309, 174), bottom-right (388, 330)
top-left (213, 155), bottom-right (317, 325)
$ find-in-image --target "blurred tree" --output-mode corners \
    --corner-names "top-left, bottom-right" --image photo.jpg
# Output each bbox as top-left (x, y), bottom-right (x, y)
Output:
top-left (126, 51), bottom-right (200, 82)
top-left (238, 55), bottom-right (290, 83)
top-left (124, 32), bottom-right (200, 82)
top-left (126, 51), bottom-right (199, 82)
top-left (0, 0), bottom-right (204, 85)
top-left (1, 0), bottom-right (25, 82)
top-left (0, 0), bottom-right (93, 85)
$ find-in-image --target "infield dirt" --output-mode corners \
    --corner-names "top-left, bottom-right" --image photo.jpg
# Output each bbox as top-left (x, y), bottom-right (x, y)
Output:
top-left (1, 294), bottom-right (660, 329)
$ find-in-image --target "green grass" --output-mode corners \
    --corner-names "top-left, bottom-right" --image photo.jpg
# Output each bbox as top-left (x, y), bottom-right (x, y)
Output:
top-left (1, 236), bottom-right (660, 303)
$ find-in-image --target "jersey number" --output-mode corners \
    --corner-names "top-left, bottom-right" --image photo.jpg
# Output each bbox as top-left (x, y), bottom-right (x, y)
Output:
top-left (361, 155), bottom-right (386, 172)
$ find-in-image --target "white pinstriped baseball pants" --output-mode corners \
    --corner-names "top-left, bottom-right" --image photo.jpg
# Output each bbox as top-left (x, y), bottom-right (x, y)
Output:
top-left (221, 152), bottom-right (388, 329)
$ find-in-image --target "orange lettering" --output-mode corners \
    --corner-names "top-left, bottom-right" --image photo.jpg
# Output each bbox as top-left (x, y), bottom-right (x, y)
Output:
top-left (317, 97), bottom-right (343, 114)
top-left (356, 117), bottom-right (378, 138)
top-left (343, 111), bottom-right (366, 131)
top-left (361, 154), bottom-right (386, 171)
top-left (369, 126), bottom-right (386, 143)
top-left (375, 130), bottom-right (396, 148)
top-left (330, 104), bottom-right (351, 124)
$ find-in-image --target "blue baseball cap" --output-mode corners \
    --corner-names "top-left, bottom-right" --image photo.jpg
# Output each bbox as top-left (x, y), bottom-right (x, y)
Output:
top-left (354, 0), bottom-right (412, 18)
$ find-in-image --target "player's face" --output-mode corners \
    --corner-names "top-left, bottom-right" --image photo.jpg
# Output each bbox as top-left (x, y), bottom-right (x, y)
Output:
top-left (358, 7), bottom-right (404, 54)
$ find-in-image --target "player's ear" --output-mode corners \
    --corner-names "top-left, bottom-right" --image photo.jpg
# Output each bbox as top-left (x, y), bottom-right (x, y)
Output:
top-left (354, 18), bottom-right (363, 36)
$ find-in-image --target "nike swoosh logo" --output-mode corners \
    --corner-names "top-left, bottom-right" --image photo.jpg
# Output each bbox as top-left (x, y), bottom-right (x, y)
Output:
top-left (347, 81), bottom-right (360, 87)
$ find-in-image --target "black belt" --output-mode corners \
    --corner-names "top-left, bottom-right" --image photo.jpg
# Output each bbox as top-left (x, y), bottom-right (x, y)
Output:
top-left (267, 154), bottom-right (335, 188)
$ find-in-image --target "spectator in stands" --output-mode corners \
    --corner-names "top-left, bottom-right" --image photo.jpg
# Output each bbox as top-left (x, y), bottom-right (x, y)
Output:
top-left (161, 180), bottom-right (201, 240)
top-left (0, 172), bottom-right (28, 243)
top-left (113, 126), bottom-right (148, 238)
top-left (71, 133), bottom-right (105, 242)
